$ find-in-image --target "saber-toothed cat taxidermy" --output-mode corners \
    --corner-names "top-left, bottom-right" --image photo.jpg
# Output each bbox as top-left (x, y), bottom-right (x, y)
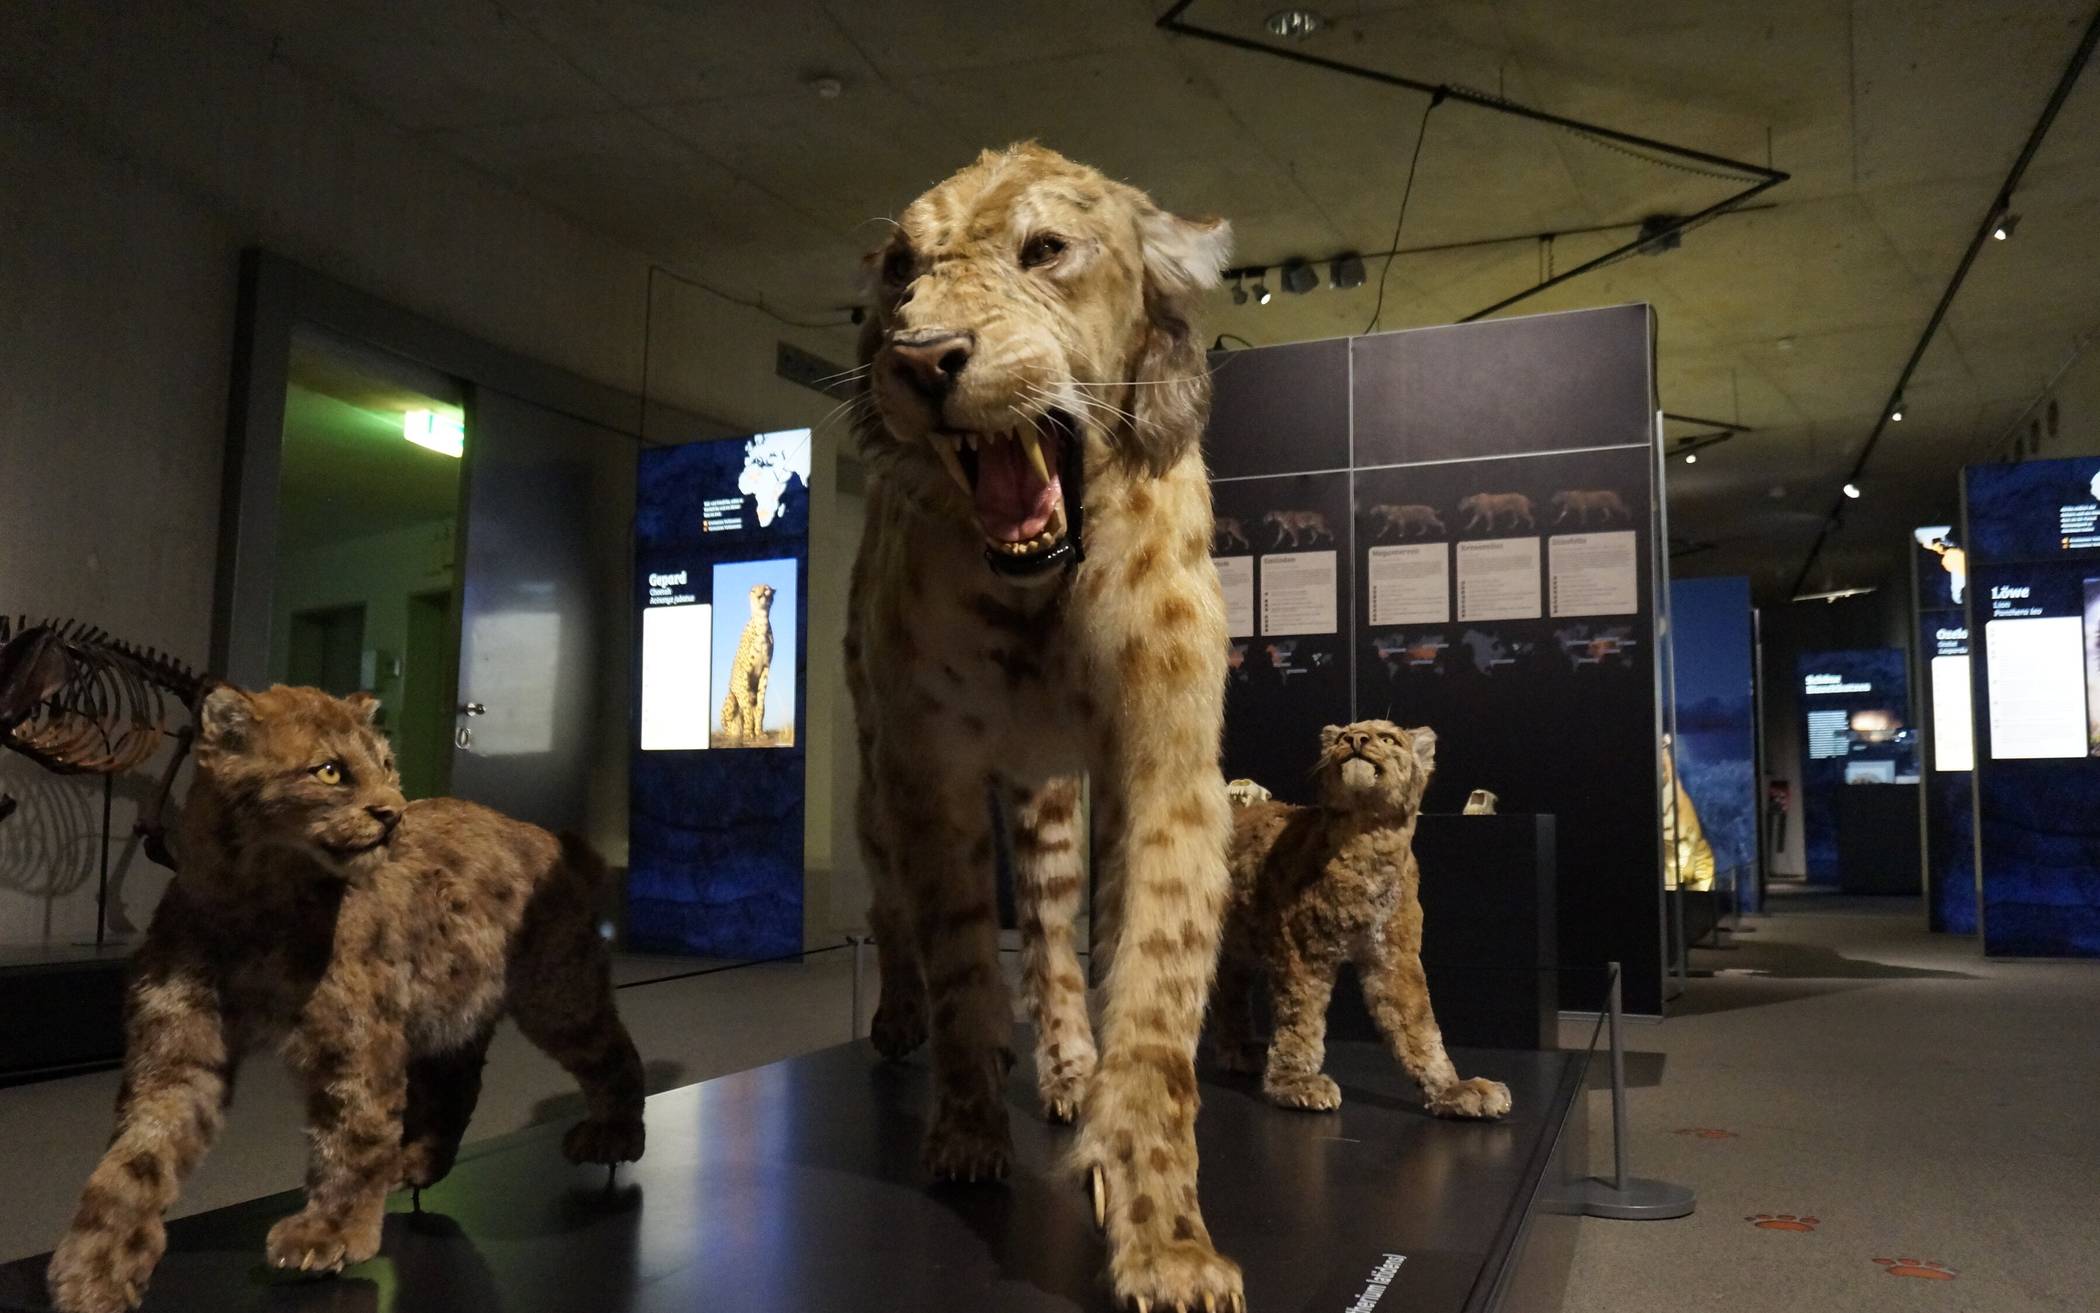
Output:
top-left (1210, 720), bottom-right (1513, 1120)
top-left (48, 684), bottom-right (644, 1313)
top-left (847, 142), bottom-right (1244, 1311)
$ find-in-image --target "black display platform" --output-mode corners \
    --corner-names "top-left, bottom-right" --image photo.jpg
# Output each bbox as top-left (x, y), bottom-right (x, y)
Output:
top-left (0, 946), bottom-right (129, 1084)
top-left (0, 1037), bottom-right (1589, 1313)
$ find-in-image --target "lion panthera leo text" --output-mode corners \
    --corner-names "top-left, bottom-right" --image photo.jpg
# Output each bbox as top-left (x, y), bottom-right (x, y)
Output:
top-left (846, 143), bottom-right (1243, 1310)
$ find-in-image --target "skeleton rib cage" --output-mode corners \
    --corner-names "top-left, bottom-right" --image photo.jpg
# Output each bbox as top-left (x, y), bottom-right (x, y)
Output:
top-left (0, 616), bottom-right (208, 844)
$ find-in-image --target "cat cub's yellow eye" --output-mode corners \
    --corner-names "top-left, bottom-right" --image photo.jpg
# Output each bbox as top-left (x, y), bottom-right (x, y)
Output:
top-left (312, 762), bottom-right (343, 785)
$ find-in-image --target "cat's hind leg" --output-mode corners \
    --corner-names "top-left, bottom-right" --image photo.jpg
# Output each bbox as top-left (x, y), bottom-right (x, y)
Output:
top-left (509, 904), bottom-right (645, 1166)
top-left (397, 1025), bottom-right (496, 1190)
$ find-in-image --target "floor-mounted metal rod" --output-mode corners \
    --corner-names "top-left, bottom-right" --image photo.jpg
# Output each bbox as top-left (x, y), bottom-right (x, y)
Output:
top-left (850, 935), bottom-right (867, 1041)
top-left (94, 773), bottom-right (112, 950)
top-left (1577, 961), bottom-right (1696, 1220)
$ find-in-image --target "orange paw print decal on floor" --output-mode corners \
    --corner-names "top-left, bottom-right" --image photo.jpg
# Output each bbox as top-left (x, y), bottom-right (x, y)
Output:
top-left (1875, 1258), bottom-right (1956, 1280)
top-left (1746, 1213), bottom-right (1819, 1232)
top-left (1674, 1127), bottom-right (1738, 1139)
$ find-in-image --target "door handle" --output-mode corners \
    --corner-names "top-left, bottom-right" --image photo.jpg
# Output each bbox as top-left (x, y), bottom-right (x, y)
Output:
top-left (460, 702), bottom-right (487, 717)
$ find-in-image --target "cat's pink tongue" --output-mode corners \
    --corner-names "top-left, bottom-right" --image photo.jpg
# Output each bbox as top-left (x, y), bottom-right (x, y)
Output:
top-left (974, 439), bottom-right (1060, 542)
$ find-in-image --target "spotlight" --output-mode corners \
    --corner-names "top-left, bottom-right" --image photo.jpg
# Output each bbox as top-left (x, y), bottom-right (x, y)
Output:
top-left (1330, 254), bottom-right (1366, 290)
top-left (1251, 271), bottom-right (1272, 305)
top-left (1890, 399), bottom-right (1905, 423)
top-left (1843, 481), bottom-right (1861, 499)
top-left (1265, 8), bottom-right (1325, 39)
top-left (1993, 213), bottom-right (2020, 241)
top-left (1684, 452), bottom-right (1698, 464)
top-left (1231, 273), bottom-right (1247, 306)
top-left (1280, 259), bottom-right (1318, 295)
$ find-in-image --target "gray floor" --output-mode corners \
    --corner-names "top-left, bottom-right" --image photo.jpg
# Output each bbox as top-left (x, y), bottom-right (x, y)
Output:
top-left (5, 904), bottom-right (2097, 1311)
top-left (1563, 890), bottom-right (2100, 1313)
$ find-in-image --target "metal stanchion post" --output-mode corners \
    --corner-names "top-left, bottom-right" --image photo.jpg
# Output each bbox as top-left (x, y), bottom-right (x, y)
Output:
top-left (850, 935), bottom-right (867, 1041)
top-left (1578, 962), bottom-right (1695, 1220)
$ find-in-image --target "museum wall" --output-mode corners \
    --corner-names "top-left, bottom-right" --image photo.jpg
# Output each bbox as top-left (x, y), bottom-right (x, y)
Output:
top-left (0, 4), bottom-right (863, 947)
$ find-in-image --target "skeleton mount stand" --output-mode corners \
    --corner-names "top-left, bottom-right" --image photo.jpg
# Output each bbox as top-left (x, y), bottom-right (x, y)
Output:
top-left (0, 617), bottom-right (209, 946)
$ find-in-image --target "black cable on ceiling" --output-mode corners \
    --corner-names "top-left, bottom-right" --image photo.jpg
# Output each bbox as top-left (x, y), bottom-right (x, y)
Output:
top-left (1364, 92), bottom-right (1442, 335)
top-left (1787, 5), bottom-right (2100, 601)
top-left (1154, 0), bottom-right (1789, 323)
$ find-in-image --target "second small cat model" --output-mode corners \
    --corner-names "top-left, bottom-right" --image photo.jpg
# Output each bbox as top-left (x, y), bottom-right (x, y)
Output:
top-left (48, 684), bottom-right (644, 1313)
top-left (1211, 719), bottom-right (1512, 1120)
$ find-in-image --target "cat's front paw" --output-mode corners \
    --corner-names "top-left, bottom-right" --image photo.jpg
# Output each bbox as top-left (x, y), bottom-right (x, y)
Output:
top-left (264, 1206), bottom-right (379, 1275)
top-left (923, 1095), bottom-right (1011, 1182)
top-left (1427, 1076), bottom-right (1512, 1119)
top-left (1037, 1046), bottom-right (1096, 1124)
top-left (562, 1117), bottom-right (645, 1166)
top-left (48, 1215), bottom-right (162, 1313)
top-left (1263, 1071), bottom-right (1342, 1111)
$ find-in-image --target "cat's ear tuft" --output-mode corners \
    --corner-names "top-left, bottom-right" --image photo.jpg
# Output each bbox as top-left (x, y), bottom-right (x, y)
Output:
top-left (344, 691), bottom-right (382, 725)
top-left (198, 684), bottom-right (256, 752)
top-left (1408, 726), bottom-right (1438, 768)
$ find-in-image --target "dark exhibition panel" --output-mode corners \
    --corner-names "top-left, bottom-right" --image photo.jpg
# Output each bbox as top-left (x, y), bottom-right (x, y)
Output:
top-left (628, 433), bottom-right (812, 958)
top-left (1792, 647), bottom-right (1915, 884)
top-left (0, 1040), bottom-right (1593, 1313)
top-left (1331, 814), bottom-right (1560, 1051)
top-left (1207, 306), bottom-right (1666, 1015)
top-left (1911, 527), bottom-right (1977, 934)
top-left (1961, 457), bottom-right (2100, 958)
top-left (1667, 576), bottom-right (1761, 913)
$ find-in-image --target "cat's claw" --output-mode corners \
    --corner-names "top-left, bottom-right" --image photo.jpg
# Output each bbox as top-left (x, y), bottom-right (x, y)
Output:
top-left (1091, 1164), bottom-right (1107, 1229)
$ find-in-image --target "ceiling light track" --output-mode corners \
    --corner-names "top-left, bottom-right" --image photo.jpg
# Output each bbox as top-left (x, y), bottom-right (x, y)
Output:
top-left (1787, 6), bottom-right (2100, 601)
top-left (1154, 0), bottom-right (1789, 322)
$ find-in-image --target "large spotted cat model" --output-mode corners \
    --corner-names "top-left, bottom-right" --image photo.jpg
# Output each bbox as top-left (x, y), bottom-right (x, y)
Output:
top-left (1211, 720), bottom-right (1512, 1122)
top-left (47, 685), bottom-right (643, 1313)
top-left (846, 143), bottom-right (1241, 1310)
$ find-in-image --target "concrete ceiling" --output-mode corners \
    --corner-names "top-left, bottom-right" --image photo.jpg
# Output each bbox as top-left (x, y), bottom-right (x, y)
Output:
top-left (199, 0), bottom-right (2100, 600)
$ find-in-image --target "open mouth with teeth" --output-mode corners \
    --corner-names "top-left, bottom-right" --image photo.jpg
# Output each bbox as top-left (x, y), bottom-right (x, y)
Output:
top-left (926, 412), bottom-right (1085, 578)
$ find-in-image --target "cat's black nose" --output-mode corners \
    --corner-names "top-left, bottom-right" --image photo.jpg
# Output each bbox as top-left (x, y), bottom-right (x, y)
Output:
top-left (1347, 731), bottom-right (1371, 752)
top-left (367, 804), bottom-right (400, 828)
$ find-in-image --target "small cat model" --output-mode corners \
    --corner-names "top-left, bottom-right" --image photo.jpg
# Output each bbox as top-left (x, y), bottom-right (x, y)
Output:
top-left (48, 684), bottom-right (644, 1313)
top-left (1213, 516), bottom-right (1252, 553)
top-left (719, 582), bottom-right (776, 742)
top-left (1211, 720), bottom-right (1512, 1120)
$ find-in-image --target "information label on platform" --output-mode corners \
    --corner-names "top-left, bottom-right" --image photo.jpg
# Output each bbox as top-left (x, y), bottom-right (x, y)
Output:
top-left (1214, 556), bottom-right (1254, 639)
top-left (1455, 537), bottom-right (1541, 622)
top-left (1367, 543), bottom-right (1449, 625)
top-left (1261, 551), bottom-right (1338, 635)
top-left (1548, 531), bottom-right (1638, 617)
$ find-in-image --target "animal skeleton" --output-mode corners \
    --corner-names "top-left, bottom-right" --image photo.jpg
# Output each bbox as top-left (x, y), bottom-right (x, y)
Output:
top-left (0, 616), bottom-right (206, 868)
